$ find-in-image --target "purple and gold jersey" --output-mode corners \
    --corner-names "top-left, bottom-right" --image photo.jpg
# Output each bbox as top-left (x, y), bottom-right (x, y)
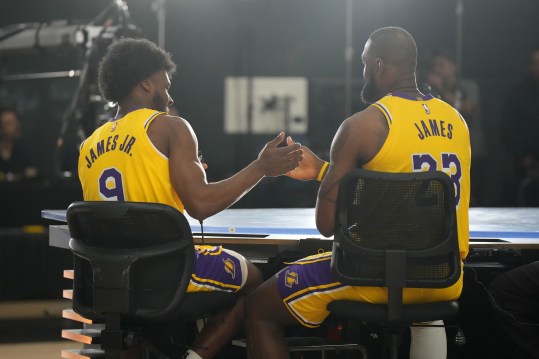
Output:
top-left (366, 92), bottom-right (471, 259)
top-left (277, 92), bottom-right (471, 328)
top-left (78, 108), bottom-right (184, 213)
top-left (78, 109), bottom-right (248, 294)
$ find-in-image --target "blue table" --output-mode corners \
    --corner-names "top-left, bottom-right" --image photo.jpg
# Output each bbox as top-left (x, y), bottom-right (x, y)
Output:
top-left (43, 207), bottom-right (539, 250)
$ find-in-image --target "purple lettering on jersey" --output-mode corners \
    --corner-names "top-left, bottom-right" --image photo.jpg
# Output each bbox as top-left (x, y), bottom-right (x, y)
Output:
top-left (99, 168), bottom-right (125, 201)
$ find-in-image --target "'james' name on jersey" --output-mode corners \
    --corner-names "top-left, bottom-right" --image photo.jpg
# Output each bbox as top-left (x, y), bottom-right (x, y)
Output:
top-left (365, 92), bottom-right (471, 259)
top-left (78, 108), bottom-right (184, 212)
top-left (414, 119), bottom-right (453, 140)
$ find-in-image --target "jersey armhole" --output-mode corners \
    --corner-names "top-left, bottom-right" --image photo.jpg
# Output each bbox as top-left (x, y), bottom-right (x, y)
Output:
top-left (79, 139), bottom-right (86, 152)
top-left (143, 111), bottom-right (168, 160)
top-left (143, 111), bottom-right (165, 130)
top-left (372, 102), bottom-right (392, 126)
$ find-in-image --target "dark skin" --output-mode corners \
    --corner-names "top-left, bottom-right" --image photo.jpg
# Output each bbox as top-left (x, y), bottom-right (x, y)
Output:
top-left (118, 71), bottom-right (303, 220)
top-left (246, 34), bottom-right (424, 359)
top-left (315, 105), bottom-right (388, 236)
top-left (115, 70), bottom-right (302, 359)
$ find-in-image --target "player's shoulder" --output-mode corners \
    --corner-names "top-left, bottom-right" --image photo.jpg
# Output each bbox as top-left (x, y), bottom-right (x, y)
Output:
top-left (345, 105), bottom-right (387, 131)
top-left (152, 113), bottom-right (193, 132)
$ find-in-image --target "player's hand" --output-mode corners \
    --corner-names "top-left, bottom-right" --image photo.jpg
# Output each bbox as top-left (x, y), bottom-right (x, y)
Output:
top-left (257, 132), bottom-right (303, 177)
top-left (197, 151), bottom-right (208, 170)
top-left (285, 136), bottom-right (326, 181)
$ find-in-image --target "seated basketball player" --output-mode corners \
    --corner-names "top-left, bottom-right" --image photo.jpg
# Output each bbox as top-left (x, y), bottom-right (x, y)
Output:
top-left (77, 38), bottom-right (303, 359)
top-left (245, 27), bottom-right (471, 359)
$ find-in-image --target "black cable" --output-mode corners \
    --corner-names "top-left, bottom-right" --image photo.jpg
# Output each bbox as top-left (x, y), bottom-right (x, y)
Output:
top-left (197, 151), bottom-right (205, 246)
top-left (89, 2), bottom-right (116, 26)
top-left (33, 22), bottom-right (43, 50)
top-left (199, 220), bottom-right (204, 245)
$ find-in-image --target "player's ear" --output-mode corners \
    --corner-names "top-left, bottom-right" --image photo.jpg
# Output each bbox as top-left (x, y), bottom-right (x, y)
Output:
top-left (376, 58), bottom-right (383, 73)
top-left (140, 78), bottom-right (152, 92)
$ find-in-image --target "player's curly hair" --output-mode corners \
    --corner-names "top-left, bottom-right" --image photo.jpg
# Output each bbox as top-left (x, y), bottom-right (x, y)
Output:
top-left (98, 38), bottom-right (177, 103)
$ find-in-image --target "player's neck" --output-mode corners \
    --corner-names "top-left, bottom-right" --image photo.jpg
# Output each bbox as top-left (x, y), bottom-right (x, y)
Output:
top-left (389, 74), bottom-right (421, 96)
top-left (390, 86), bottom-right (421, 96)
top-left (114, 100), bottom-right (146, 120)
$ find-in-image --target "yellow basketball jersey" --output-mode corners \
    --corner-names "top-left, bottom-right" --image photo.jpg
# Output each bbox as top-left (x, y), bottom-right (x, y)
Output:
top-left (364, 93), bottom-right (471, 258)
top-left (78, 108), bottom-right (184, 213)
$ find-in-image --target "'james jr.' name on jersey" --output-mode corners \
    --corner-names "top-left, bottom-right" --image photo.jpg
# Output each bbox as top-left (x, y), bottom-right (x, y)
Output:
top-left (84, 134), bottom-right (137, 168)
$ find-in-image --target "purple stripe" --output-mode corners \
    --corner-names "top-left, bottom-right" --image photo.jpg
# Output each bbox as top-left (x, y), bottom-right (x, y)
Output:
top-left (144, 111), bottom-right (161, 129)
top-left (190, 276), bottom-right (235, 292)
top-left (374, 102), bottom-right (392, 124)
top-left (391, 92), bottom-right (434, 101)
top-left (284, 282), bottom-right (347, 304)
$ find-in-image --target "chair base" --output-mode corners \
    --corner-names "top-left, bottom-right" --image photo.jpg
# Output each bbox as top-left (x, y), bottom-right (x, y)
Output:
top-left (328, 300), bottom-right (459, 325)
top-left (232, 337), bottom-right (368, 358)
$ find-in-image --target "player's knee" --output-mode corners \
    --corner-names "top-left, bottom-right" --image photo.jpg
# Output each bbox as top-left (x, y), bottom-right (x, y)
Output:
top-left (245, 276), bottom-right (284, 323)
top-left (240, 261), bottom-right (263, 295)
top-left (245, 288), bottom-right (263, 322)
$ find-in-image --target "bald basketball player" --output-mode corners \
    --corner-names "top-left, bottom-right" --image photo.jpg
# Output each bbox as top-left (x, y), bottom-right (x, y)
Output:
top-left (245, 27), bottom-right (471, 359)
top-left (78, 38), bottom-right (303, 359)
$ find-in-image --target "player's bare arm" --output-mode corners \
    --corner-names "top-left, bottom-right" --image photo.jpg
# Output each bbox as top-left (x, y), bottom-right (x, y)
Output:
top-left (284, 136), bottom-right (326, 181)
top-left (315, 106), bottom-right (388, 236)
top-left (150, 114), bottom-right (303, 220)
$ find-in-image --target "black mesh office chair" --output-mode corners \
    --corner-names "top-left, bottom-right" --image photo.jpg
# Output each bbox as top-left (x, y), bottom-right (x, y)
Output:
top-left (67, 201), bottom-right (237, 359)
top-left (328, 169), bottom-right (461, 359)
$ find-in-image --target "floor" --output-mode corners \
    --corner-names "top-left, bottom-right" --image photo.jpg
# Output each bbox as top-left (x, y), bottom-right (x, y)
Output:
top-left (0, 299), bottom-right (82, 359)
top-left (0, 341), bottom-right (83, 359)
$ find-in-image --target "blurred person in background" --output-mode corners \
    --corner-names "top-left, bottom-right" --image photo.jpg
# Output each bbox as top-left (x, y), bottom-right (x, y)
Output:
top-left (427, 49), bottom-right (488, 206)
top-left (0, 107), bottom-right (38, 182)
top-left (501, 48), bottom-right (539, 206)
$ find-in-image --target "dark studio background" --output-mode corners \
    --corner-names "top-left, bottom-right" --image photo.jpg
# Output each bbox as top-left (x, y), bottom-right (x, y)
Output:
top-left (0, 1), bottom-right (538, 357)
top-left (1, 0), bottom-right (538, 212)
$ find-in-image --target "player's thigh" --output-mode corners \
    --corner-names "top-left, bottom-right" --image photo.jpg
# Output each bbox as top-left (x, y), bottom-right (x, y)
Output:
top-left (187, 245), bottom-right (248, 293)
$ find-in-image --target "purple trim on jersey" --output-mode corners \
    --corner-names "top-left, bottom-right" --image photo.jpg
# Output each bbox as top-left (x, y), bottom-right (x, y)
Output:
top-left (191, 247), bottom-right (244, 292)
top-left (113, 106), bottom-right (144, 121)
top-left (79, 139), bottom-right (87, 151)
top-left (374, 102), bottom-right (392, 124)
top-left (144, 111), bottom-right (162, 129)
top-left (391, 92), bottom-right (434, 101)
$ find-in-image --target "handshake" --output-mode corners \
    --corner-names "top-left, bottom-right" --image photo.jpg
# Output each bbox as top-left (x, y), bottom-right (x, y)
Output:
top-left (256, 132), bottom-right (328, 182)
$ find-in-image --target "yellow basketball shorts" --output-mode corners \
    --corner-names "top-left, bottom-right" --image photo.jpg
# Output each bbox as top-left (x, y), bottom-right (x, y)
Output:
top-left (276, 252), bottom-right (463, 328)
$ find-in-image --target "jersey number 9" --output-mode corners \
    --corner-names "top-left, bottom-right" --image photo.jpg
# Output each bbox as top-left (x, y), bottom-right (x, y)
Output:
top-left (99, 167), bottom-right (125, 201)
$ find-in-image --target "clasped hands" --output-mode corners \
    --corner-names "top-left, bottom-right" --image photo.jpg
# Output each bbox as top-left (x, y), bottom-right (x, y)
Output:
top-left (257, 132), bottom-right (326, 181)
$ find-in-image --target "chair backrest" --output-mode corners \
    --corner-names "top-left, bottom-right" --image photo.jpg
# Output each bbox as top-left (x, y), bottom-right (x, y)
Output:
top-left (66, 201), bottom-right (194, 322)
top-left (331, 169), bottom-right (461, 290)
